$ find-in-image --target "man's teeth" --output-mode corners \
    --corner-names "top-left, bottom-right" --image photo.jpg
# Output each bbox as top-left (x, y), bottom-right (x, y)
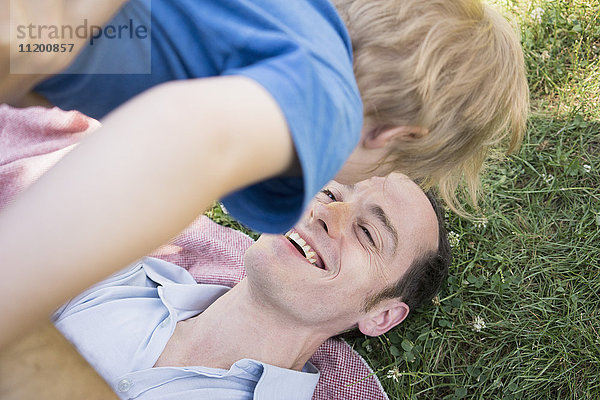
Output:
top-left (286, 231), bottom-right (318, 265)
top-left (290, 233), bottom-right (305, 246)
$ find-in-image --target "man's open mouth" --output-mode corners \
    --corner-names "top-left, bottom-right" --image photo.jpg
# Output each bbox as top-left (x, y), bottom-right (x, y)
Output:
top-left (284, 230), bottom-right (326, 270)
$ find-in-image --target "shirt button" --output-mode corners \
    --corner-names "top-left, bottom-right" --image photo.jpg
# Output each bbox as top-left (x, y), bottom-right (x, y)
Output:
top-left (117, 379), bottom-right (133, 393)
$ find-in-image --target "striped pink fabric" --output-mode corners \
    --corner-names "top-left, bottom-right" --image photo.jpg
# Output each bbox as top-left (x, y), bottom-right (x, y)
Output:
top-left (0, 105), bottom-right (100, 208)
top-left (0, 105), bottom-right (389, 400)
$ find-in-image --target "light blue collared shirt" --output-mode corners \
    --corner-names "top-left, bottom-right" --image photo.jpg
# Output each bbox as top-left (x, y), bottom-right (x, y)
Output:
top-left (53, 257), bottom-right (319, 399)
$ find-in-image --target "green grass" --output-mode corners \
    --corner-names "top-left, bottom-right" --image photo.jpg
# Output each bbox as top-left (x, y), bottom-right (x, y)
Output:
top-left (208, 0), bottom-right (600, 398)
top-left (357, 114), bottom-right (600, 398)
top-left (361, 1), bottom-right (600, 398)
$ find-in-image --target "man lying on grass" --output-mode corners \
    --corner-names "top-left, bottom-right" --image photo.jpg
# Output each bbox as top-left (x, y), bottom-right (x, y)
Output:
top-left (0, 173), bottom-right (450, 399)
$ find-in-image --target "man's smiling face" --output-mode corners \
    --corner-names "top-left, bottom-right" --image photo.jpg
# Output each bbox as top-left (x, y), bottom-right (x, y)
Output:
top-left (244, 173), bottom-right (438, 334)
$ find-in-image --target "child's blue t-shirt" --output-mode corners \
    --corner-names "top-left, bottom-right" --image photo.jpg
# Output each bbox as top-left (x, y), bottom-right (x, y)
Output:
top-left (35, 0), bottom-right (363, 233)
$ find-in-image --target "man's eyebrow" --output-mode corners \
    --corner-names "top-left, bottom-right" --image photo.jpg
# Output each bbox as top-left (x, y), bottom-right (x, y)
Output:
top-left (341, 183), bottom-right (355, 191)
top-left (370, 205), bottom-right (399, 254)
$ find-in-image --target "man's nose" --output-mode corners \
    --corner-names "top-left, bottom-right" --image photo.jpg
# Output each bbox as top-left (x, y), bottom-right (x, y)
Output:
top-left (311, 201), bottom-right (352, 238)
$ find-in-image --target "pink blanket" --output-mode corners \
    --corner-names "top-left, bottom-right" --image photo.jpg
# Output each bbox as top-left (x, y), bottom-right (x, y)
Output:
top-left (0, 105), bottom-right (389, 400)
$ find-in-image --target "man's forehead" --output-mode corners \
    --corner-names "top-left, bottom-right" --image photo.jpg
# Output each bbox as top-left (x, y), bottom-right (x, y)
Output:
top-left (310, 174), bottom-right (436, 245)
top-left (345, 173), bottom-right (417, 208)
top-left (350, 174), bottom-right (438, 251)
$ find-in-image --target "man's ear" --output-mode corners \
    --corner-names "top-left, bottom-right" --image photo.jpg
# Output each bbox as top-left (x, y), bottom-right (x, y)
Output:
top-left (363, 126), bottom-right (429, 149)
top-left (357, 299), bottom-right (410, 337)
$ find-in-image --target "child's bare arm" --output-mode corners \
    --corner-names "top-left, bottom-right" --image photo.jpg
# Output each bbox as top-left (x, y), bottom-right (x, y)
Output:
top-left (0, 320), bottom-right (118, 400)
top-left (0, 0), bottom-right (129, 102)
top-left (0, 75), bottom-right (295, 349)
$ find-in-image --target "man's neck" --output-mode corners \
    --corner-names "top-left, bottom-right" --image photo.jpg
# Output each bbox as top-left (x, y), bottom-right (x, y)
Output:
top-left (155, 279), bottom-right (330, 372)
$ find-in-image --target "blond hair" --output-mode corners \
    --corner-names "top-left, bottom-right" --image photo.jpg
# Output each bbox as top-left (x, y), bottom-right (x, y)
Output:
top-left (333, 0), bottom-right (529, 214)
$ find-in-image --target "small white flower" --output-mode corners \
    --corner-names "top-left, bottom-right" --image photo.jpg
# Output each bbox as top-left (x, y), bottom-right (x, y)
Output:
top-left (365, 344), bottom-right (373, 353)
top-left (386, 367), bottom-right (401, 382)
top-left (219, 203), bottom-right (229, 214)
top-left (448, 231), bottom-right (460, 247)
top-left (583, 164), bottom-right (592, 173)
top-left (541, 50), bottom-right (550, 60)
top-left (531, 7), bottom-right (545, 23)
top-left (474, 218), bottom-right (488, 229)
top-left (541, 173), bottom-right (554, 184)
top-left (472, 316), bottom-right (486, 332)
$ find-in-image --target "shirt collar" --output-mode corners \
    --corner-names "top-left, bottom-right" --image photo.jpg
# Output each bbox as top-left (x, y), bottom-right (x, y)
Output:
top-left (120, 359), bottom-right (319, 400)
top-left (251, 359), bottom-right (319, 400)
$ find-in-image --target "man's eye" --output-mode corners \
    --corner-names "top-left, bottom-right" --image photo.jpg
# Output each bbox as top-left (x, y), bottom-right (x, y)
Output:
top-left (321, 189), bottom-right (337, 202)
top-left (361, 226), bottom-right (375, 246)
